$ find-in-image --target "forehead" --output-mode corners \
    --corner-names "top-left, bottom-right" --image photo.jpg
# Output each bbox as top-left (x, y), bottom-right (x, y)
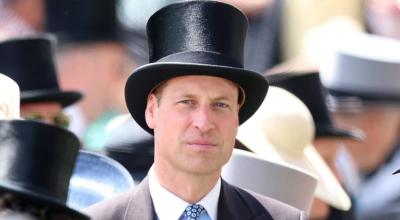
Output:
top-left (160, 75), bottom-right (239, 95)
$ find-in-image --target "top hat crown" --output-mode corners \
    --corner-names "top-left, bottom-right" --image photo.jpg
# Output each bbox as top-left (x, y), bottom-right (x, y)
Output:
top-left (45, 0), bottom-right (122, 45)
top-left (267, 72), bottom-right (363, 140)
top-left (0, 36), bottom-right (82, 107)
top-left (125, 1), bottom-right (269, 134)
top-left (0, 120), bottom-right (88, 219)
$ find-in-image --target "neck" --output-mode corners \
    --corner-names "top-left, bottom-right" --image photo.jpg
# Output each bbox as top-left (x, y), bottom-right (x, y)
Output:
top-left (154, 162), bottom-right (220, 204)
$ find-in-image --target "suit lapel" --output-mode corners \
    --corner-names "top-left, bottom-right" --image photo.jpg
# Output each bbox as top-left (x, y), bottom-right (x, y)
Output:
top-left (217, 180), bottom-right (274, 220)
top-left (124, 177), bottom-right (156, 220)
top-left (123, 178), bottom-right (274, 220)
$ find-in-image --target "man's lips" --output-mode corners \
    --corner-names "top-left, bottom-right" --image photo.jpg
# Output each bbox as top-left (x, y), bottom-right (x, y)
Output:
top-left (187, 140), bottom-right (217, 148)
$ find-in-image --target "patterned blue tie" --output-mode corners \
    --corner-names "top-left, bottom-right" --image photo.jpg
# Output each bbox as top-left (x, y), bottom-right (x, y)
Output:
top-left (182, 204), bottom-right (206, 220)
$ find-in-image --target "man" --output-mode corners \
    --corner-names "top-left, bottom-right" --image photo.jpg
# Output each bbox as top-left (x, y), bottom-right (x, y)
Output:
top-left (0, 36), bottom-right (82, 128)
top-left (45, 0), bottom-right (139, 149)
top-left (85, 1), bottom-right (306, 219)
top-left (0, 92), bottom-right (88, 220)
top-left (320, 33), bottom-right (400, 219)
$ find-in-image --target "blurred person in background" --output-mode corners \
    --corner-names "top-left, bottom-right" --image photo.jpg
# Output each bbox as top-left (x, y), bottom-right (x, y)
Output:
top-left (320, 33), bottom-right (400, 220)
top-left (0, 0), bottom-right (44, 39)
top-left (0, 74), bottom-right (88, 220)
top-left (0, 36), bottom-right (82, 129)
top-left (45, 0), bottom-right (138, 150)
top-left (364, 0), bottom-right (400, 40)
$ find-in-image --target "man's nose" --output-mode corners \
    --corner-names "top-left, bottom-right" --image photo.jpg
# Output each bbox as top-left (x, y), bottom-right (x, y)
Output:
top-left (192, 106), bottom-right (216, 132)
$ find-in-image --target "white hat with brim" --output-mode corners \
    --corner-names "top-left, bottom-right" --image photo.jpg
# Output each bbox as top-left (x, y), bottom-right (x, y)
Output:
top-left (222, 148), bottom-right (318, 213)
top-left (237, 87), bottom-right (351, 211)
top-left (0, 73), bottom-right (20, 119)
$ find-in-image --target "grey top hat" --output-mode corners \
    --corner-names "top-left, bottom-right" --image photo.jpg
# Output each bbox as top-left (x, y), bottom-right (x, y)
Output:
top-left (320, 33), bottom-right (400, 110)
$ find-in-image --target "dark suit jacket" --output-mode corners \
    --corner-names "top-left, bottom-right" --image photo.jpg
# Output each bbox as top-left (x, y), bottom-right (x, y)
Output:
top-left (84, 177), bottom-right (307, 220)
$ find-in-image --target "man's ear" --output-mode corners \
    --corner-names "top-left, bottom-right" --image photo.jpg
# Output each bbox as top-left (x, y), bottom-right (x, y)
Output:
top-left (145, 94), bottom-right (157, 129)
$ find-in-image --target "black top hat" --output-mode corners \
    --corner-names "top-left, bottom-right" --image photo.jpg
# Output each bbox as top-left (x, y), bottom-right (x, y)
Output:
top-left (45, 0), bottom-right (122, 45)
top-left (0, 120), bottom-right (88, 219)
top-left (125, 1), bottom-right (269, 134)
top-left (267, 72), bottom-right (364, 140)
top-left (0, 36), bottom-right (82, 107)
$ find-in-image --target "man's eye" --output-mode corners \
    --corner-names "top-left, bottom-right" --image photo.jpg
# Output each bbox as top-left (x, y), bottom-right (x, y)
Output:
top-left (178, 100), bottom-right (193, 105)
top-left (214, 102), bottom-right (229, 108)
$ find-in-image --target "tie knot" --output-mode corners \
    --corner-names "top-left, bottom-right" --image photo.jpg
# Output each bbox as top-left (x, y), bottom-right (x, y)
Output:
top-left (183, 204), bottom-right (206, 220)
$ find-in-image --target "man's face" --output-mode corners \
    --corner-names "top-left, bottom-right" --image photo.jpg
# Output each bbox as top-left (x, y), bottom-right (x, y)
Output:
top-left (333, 106), bottom-right (400, 172)
top-left (21, 102), bottom-right (68, 127)
top-left (145, 75), bottom-right (240, 176)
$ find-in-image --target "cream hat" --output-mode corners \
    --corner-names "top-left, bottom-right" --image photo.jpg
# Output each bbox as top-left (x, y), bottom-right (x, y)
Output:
top-left (222, 149), bottom-right (318, 213)
top-left (0, 73), bottom-right (20, 119)
top-left (237, 86), bottom-right (351, 210)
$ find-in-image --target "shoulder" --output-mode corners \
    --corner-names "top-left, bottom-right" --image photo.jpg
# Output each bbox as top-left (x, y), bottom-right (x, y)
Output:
top-left (83, 178), bottom-right (153, 220)
top-left (221, 180), bottom-right (307, 220)
top-left (83, 189), bottom-right (134, 220)
top-left (245, 189), bottom-right (308, 220)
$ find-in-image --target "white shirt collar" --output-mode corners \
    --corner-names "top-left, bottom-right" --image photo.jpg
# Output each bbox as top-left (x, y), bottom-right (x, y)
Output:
top-left (148, 166), bottom-right (221, 220)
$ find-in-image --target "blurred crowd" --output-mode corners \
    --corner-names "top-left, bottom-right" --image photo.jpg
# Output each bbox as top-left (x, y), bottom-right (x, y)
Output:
top-left (0, 0), bottom-right (399, 219)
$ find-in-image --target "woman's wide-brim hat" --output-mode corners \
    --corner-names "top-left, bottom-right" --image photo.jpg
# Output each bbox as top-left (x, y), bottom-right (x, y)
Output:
top-left (237, 87), bottom-right (352, 211)
top-left (0, 120), bottom-right (88, 219)
top-left (125, 1), bottom-right (268, 134)
top-left (222, 149), bottom-right (318, 213)
top-left (0, 36), bottom-right (82, 107)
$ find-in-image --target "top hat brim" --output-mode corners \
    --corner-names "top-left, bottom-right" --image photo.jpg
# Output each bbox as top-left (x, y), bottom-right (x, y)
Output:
top-left (21, 90), bottom-right (82, 108)
top-left (125, 62), bottom-right (269, 134)
top-left (0, 182), bottom-right (89, 219)
top-left (327, 88), bottom-right (400, 105)
top-left (316, 126), bottom-right (365, 141)
top-left (67, 151), bottom-right (135, 210)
